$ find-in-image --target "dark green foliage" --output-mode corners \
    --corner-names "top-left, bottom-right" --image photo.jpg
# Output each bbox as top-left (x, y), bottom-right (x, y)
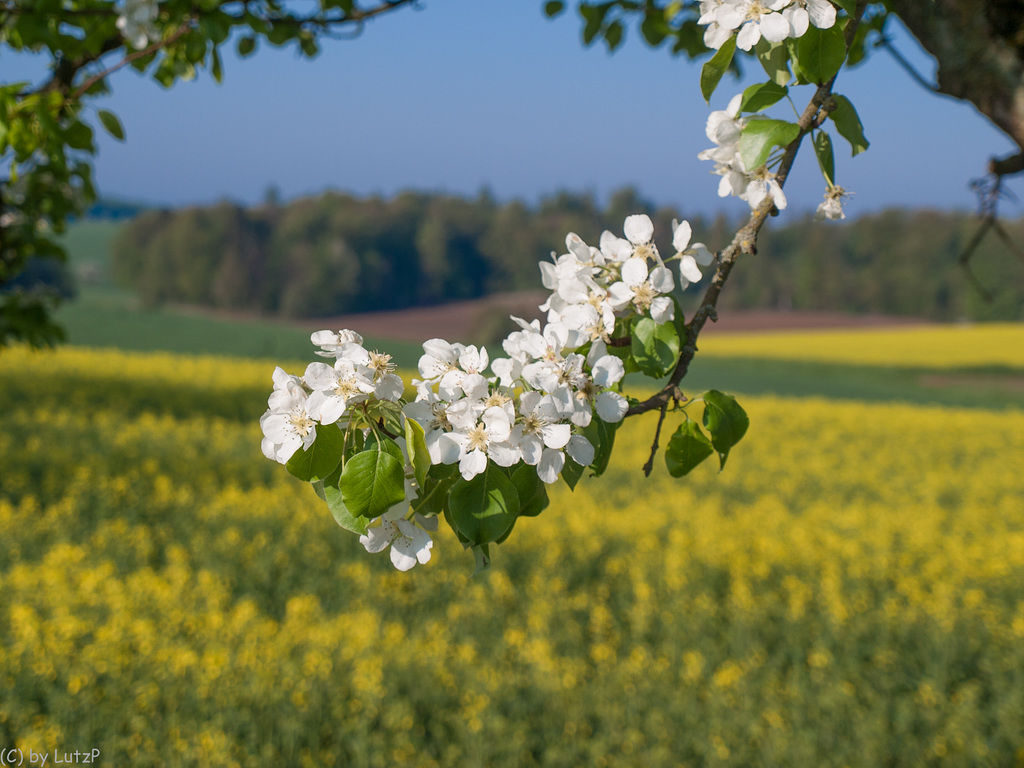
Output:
top-left (111, 193), bottom-right (1024, 323)
top-left (705, 209), bottom-right (1024, 322)
top-left (110, 187), bottom-right (692, 319)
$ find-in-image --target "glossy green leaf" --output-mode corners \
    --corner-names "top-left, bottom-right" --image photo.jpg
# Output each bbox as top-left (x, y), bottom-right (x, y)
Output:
top-left (739, 81), bottom-right (788, 114)
top-left (813, 130), bottom-right (835, 185)
top-left (737, 118), bottom-right (800, 171)
top-left (701, 35), bottom-right (736, 103)
top-left (755, 39), bottom-right (791, 86)
top-left (560, 455), bottom-right (585, 490)
top-left (631, 317), bottom-right (680, 379)
top-left (701, 390), bottom-right (749, 468)
top-left (834, 0), bottom-right (857, 16)
top-left (448, 464), bottom-right (519, 546)
top-left (829, 94), bottom-right (869, 155)
top-left (404, 417), bottom-right (431, 488)
top-left (339, 438), bottom-right (406, 519)
top-left (583, 416), bottom-right (619, 477)
top-left (795, 24), bottom-right (847, 84)
top-left (286, 424), bottom-right (346, 483)
top-left (510, 463), bottom-right (549, 518)
top-left (665, 419), bottom-right (714, 477)
top-left (324, 482), bottom-right (371, 535)
top-left (97, 110), bottom-right (124, 141)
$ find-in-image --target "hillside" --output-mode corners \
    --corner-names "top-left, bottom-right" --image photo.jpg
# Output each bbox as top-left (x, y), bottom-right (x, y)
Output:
top-left (105, 191), bottom-right (1024, 323)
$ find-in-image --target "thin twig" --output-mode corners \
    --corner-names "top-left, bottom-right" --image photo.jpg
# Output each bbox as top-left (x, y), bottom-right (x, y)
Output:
top-left (72, 23), bottom-right (193, 100)
top-left (642, 402), bottom-right (669, 477)
top-left (993, 220), bottom-right (1024, 265)
top-left (875, 35), bottom-right (938, 93)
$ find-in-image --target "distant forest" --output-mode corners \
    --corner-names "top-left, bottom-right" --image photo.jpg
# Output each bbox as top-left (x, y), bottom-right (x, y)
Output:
top-left (111, 188), bottom-right (1024, 322)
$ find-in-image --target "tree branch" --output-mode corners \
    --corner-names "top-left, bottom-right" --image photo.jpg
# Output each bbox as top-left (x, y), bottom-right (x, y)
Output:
top-left (625, 0), bottom-right (869, 419)
top-left (71, 24), bottom-right (193, 100)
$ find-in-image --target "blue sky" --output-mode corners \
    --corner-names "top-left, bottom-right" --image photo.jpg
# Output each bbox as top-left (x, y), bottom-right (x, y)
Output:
top-left (4, 1), bottom-right (1022, 218)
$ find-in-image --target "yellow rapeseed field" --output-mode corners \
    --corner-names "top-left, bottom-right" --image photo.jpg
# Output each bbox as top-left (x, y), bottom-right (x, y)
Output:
top-left (1, 340), bottom-right (1023, 767)
top-left (699, 322), bottom-right (1024, 368)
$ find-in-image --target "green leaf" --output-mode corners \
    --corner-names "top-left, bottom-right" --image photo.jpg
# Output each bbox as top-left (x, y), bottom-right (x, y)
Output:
top-left (582, 416), bottom-right (618, 477)
top-left (210, 47), bottom-right (223, 84)
top-left (813, 130), bottom-right (835, 186)
top-left (324, 482), bottom-right (371, 535)
top-left (605, 19), bottom-right (624, 51)
top-left (631, 316), bottom-right (680, 379)
top-left (544, 0), bottom-right (565, 17)
top-left (755, 39), bottom-right (791, 86)
top-left (737, 118), bottom-right (800, 171)
top-left (739, 81), bottom-right (788, 114)
top-left (795, 24), bottom-right (847, 84)
top-left (339, 439), bottom-right (406, 519)
top-left (237, 36), bottom-right (257, 57)
top-left (404, 418), bottom-right (431, 488)
top-left (829, 94), bottom-right (869, 155)
top-left (560, 455), bottom-right (585, 490)
top-left (510, 464), bottom-right (549, 518)
top-left (665, 419), bottom-right (715, 477)
top-left (580, 4), bottom-right (609, 45)
top-left (447, 464), bottom-right (519, 546)
top-left (63, 120), bottom-right (93, 151)
top-left (97, 110), bottom-right (125, 141)
top-left (833, 0), bottom-right (857, 16)
top-left (286, 424), bottom-right (346, 482)
top-left (472, 544), bottom-right (491, 575)
top-left (640, 13), bottom-right (668, 46)
top-left (410, 473), bottom-right (455, 518)
top-left (701, 35), bottom-right (736, 103)
top-left (701, 390), bottom-right (749, 468)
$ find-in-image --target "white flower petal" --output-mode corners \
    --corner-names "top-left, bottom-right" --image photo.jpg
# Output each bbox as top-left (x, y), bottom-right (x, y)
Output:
top-left (672, 219), bottom-right (692, 252)
top-left (680, 255), bottom-right (704, 285)
top-left (595, 392), bottom-right (628, 423)
top-left (566, 434), bottom-right (595, 467)
top-left (621, 257), bottom-right (650, 288)
top-left (623, 214), bottom-right (654, 245)
top-left (538, 448), bottom-right (565, 485)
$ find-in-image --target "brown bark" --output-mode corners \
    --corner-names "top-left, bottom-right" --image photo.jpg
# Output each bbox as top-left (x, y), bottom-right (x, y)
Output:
top-left (888, 0), bottom-right (1024, 176)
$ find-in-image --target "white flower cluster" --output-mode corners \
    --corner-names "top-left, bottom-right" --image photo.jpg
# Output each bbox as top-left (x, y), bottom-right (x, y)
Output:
top-left (404, 214), bottom-right (708, 486)
top-left (699, 0), bottom-right (837, 51)
top-left (260, 329), bottom-right (403, 464)
top-left (260, 330), bottom-right (433, 569)
top-left (116, 0), bottom-right (160, 49)
top-left (698, 93), bottom-right (788, 211)
top-left (261, 215), bottom-right (712, 571)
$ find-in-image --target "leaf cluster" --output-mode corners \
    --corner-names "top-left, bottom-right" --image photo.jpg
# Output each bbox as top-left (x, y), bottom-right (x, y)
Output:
top-left (0, 0), bottom-right (416, 347)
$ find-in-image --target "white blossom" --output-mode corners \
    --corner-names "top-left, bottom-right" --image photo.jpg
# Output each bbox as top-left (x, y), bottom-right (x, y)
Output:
top-left (304, 359), bottom-right (376, 424)
top-left (671, 219), bottom-right (715, 289)
top-left (259, 368), bottom-right (316, 464)
top-left (359, 508), bottom-right (434, 571)
top-left (116, 0), bottom-right (160, 49)
top-left (783, 0), bottom-right (837, 37)
top-left (815, 185), bottom-right (850, 221)
top-left (607, 257), bottom-right (676, 324)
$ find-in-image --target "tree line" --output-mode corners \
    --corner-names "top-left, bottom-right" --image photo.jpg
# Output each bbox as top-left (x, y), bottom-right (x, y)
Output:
top-left (110, 188), bottom-right (1024, 322)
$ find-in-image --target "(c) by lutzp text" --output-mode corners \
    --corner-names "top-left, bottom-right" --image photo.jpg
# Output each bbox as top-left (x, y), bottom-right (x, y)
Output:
top-left (0, 748), bottom-right (101, 765)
